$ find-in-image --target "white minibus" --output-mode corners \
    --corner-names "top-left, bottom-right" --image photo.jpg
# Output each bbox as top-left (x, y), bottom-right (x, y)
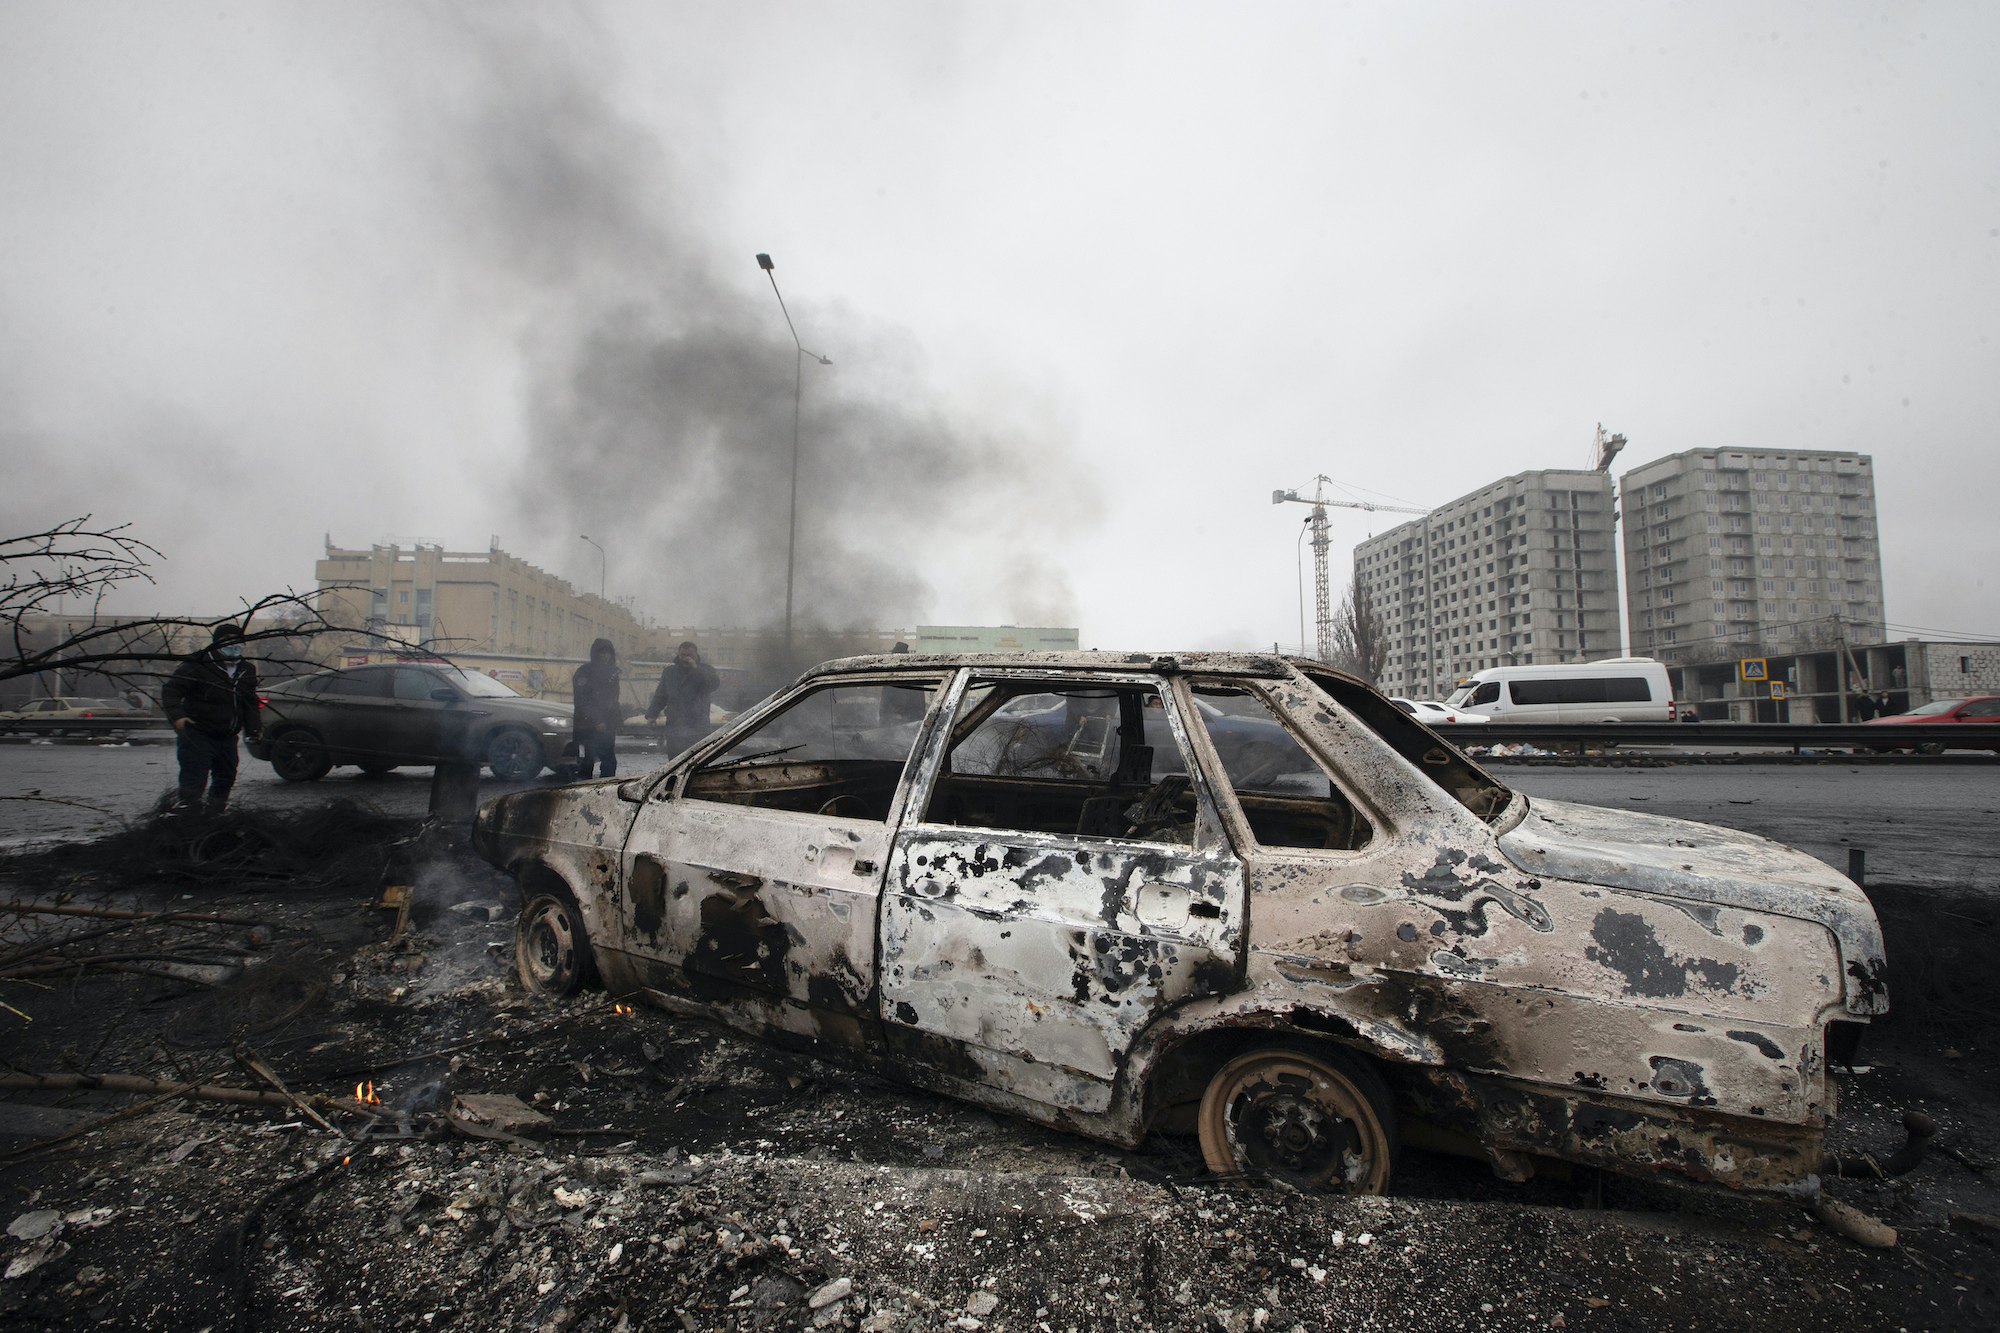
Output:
top-left (1442, 658), bottom-right (1675, 723)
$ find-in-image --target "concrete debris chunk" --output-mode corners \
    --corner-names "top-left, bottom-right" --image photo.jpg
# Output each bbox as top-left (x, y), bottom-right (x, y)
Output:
top-left (6, 1210), bottom-right (60, 1242)
top-left (809, 1276), bottom-right (853, 1309)
top-left (451, 1093), bottom-right (552, 1136)
top-left (4, 1239), bottom-right (68, 1280)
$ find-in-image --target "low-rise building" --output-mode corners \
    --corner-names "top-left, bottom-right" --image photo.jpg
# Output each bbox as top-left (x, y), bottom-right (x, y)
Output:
top-left (315, 541), bottom-right (668, 664)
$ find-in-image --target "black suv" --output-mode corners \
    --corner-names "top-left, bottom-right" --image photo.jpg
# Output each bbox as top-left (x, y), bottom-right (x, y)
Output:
top-left (249, 662), bottom-right (576, 782)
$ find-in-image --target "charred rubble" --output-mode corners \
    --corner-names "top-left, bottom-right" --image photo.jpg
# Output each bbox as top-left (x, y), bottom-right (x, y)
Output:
top-left (0, 807), bottom-right (1995, 1331)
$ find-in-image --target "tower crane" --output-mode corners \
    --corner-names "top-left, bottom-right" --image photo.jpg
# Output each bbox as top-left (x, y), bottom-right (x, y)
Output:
top-left (1273, 476), bottom-right (1431, 664)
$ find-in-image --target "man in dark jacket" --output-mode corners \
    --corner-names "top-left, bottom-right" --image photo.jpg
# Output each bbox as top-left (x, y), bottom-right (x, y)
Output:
top-left (646, 641), bottom-right (720, 755)
top-left (571, 638), bottom-right (624, 778)
top-left (162, 623), bottom-right (261, 814)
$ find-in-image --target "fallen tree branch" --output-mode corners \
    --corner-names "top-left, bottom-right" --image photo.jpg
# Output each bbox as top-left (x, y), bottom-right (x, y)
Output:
top-left (0, 902), bottom-right (267, 926)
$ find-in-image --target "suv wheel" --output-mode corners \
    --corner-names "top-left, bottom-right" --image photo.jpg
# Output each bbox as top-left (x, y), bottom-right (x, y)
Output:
top-left (269, 730), bottom-right (332, 782)
top-left (486, 729), bottom-right (544, 782)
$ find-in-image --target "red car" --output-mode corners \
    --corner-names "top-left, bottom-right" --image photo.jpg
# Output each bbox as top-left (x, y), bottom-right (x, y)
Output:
top-left (1863, 696), bottom-right (2000, 753)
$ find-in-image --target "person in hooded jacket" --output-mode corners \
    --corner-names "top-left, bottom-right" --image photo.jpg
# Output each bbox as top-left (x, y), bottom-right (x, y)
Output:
top-left (571, 638), bottom-right (625, 778)
top-left (161, 622), bottom-right (261, 814)
top-left (646, 640), bottom-right (721, 755)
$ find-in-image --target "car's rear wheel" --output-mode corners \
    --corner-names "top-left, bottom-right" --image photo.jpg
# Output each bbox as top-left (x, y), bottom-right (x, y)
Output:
top-left (268, 730), bottom-right (333, 782)
top-left (1919, 741), bottom-right (1945, 756)
top-left (357, 759), bottom-right (398, 776)
top-left (486, 729), bottom-right (544, 782)
top-left (1197, 1045), bottom-right (1398, 1194)
top-left (515, 881), bottom-right (596, 999)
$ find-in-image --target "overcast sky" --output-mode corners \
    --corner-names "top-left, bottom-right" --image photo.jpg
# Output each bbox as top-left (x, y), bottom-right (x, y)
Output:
top-left (3, 2), bottom-right (1995, 652)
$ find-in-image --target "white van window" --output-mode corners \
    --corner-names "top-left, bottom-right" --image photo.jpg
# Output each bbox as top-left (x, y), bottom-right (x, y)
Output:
top-left (1507, 678), bottom-right (1653, 706)
top-left (1469, 681), bottom-right (1502, 706)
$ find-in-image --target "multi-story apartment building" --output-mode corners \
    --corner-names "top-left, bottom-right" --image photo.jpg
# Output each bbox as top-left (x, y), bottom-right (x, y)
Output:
top-left (1355, 468), bottom-right (1620, 698)
top-left (315, 541), bottom-right (670, 663)
top-left (1619, 448), bottom-right (1885, 664)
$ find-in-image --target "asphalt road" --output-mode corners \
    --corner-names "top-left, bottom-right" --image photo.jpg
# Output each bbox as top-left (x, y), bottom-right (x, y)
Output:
top-left (5, 738), bottom-right (1998, 892)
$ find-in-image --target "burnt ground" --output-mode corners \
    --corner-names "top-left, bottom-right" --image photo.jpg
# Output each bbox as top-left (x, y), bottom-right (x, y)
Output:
top-left (0, 808), bottom-right (1996, 1332)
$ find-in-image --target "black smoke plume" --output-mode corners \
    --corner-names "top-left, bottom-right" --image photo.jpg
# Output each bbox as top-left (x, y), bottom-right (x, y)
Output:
top-left (414, 15), bottom-right (1092, 673)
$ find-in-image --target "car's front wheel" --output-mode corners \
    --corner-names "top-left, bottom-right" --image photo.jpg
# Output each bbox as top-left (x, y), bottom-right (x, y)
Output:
top-left (515, 881), bottom-right (597, 999)
top-left (268, 730), bottom-right (333, 782)
top-left (485, 729), bottom-right (544, 782)
top-left (1197, 1045), bottom-right (1398, 1194)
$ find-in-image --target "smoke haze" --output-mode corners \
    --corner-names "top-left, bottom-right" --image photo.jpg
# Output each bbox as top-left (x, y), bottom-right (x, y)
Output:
top-left (411, 14), bottom-right (1090, 632)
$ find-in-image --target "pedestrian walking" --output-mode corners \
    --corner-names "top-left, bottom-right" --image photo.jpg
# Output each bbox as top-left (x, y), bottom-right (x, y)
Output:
top-left (161, 623), bottom-right (261, 815)
top-left (571, 638), bottom-right (624, 778)
top-left (647, 641), bottom-right (720, 755)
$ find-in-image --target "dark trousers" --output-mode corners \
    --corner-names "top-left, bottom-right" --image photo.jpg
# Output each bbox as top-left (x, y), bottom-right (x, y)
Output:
top-left (580, 731), bottom-right (617, 779)
top-left (176, 727), bottom-right (240, 805)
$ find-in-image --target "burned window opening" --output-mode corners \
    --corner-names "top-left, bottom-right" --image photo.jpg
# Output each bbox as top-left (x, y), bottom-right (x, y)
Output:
top-left (924, 681), bottom-right (1197, 846)
top-left (1187, 683), bottom-right (1373, 852)
top-left (1302, 669), bottom-right (1511, 823)
top-left (684, 679), bottom-right (943, 821)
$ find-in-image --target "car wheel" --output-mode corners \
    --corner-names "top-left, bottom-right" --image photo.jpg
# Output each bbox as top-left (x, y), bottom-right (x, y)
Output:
top-left (515, 881), bottom-right (597, 999)
top-left (357, 759), bottom-right (398, 776)
top-left (1919, 741), bottom-right (1945, 756)
top-left (485, 729), bottom-right (544, 781)
top-left (268, 730), bottom-right (333, 782)
top-left (1197, 1045), bottom-right (1398, 1194)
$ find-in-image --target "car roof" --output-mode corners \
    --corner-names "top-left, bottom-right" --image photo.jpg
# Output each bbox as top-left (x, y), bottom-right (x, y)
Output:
top-left (803, 650), bottom-right (1351, 683)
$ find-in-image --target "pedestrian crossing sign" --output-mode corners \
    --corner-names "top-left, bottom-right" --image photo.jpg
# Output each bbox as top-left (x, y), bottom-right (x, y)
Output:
top-left (1739, 658), bottom-right (1768, 682)
top-left (1769, 681), bottom-right (1785, 700)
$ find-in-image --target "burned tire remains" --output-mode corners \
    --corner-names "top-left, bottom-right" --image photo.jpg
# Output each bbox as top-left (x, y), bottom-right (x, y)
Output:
top-left (515, 879), bottom-right (596, 999)
top-left (1197, 1046), bottom-right (1398, 1194)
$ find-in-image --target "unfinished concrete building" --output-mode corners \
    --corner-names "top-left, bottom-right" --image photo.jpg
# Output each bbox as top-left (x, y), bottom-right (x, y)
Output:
top-left (1355, 469), bottom-right (1620, 700)
top-left (1619, 448), bottom-right (1886, 666)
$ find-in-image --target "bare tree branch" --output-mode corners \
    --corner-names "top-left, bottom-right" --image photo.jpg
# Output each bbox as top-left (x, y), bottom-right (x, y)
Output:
top-left (1331, 567), bottom-right (1389, 685)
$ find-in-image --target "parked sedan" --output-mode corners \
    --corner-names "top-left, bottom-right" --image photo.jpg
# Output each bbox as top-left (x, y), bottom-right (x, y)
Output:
top-left (1390, 696), bottom-right (1490, 725)
top-left (0, 697), bottom-right (159, 733)
top-left (1862, 695), bottom-right (2000, 753)
top-left (249, 661), bottom-right (575, 781)
top-left (473, 651), bottom-right (1888, 1199)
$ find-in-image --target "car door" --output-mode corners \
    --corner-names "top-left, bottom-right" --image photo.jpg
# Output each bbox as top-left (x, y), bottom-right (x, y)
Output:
top-left (389, 667), bottom-right (450, 762)
top-left (615, 673), bottom-right (946, 1048)
top-left (878, 671), bottom-right (1247, 1116)
top-left (313, 666), bottom-right (396, 762)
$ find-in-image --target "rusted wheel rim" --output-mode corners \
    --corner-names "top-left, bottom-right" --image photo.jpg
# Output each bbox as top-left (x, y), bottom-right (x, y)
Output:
top-left (1197, 1050), bottom-right (1393, 1194)
top-left (516, 895), bottom-right (580, 997)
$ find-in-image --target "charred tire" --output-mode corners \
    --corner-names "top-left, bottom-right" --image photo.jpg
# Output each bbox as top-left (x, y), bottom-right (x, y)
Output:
top-left (515, 879), bottom-right (598, 999)
top-left (486, 729), bottom-right (545, 782)
top-left (268, 730), bottom-right (333, 783)
top-left (1197, 1045), bottom-right (1398, 1194)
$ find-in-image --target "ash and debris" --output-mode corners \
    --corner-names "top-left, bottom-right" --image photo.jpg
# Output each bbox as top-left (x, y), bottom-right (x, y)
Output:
top-left (1, 807), bottom-right (1997, 1330)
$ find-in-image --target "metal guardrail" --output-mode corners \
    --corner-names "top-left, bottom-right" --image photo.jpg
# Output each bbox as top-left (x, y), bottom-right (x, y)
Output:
top-left (1430, 721), bottom-right (2000, 749)
top-left (0, 718), bottom-right (171, 737)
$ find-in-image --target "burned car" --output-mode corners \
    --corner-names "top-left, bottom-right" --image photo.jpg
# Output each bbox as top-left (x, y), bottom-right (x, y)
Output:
top-left (472, 652), bottom-right (1888, 1199)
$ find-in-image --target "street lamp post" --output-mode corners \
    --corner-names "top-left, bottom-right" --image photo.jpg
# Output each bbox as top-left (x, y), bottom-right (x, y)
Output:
top-left (755, 253), bottom-right (832, 657)
top-left (579, 535), bottom-right (605, 599)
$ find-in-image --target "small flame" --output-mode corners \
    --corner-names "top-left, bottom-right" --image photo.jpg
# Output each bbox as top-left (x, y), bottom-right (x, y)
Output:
top-left (613, 1003), bottom-right (634, 1015)
top-left (354, 1080), bottom-right (381, 1105)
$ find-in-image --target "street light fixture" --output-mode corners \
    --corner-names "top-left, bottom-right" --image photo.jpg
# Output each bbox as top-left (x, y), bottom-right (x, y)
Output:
top-left (755, 252), bottom-right (832, 657)
top-left (579, 535), bottom-right (605, 599)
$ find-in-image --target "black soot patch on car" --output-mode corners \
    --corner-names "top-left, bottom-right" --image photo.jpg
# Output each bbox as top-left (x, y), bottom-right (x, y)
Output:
top-left (1399, 849), bottom-right (1553, 937)
top-left (630, 855), bottom-right (668, 944)
top-left (1585, 907), bottom-right (1742, 999)
top-left (1725, 1029), bottom-right (1787, 1060)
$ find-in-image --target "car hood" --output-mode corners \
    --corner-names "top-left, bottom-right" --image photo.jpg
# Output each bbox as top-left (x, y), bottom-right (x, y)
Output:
top-left (1497, 797), bottom-right (1887, 1016)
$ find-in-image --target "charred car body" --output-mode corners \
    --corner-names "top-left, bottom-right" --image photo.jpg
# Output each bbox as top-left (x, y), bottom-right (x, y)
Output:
top-left (472, 652), bottom-right (1888, 1199)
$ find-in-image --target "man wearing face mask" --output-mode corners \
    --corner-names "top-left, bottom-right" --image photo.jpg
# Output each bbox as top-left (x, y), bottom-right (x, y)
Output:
top-left (162, 622), bottom-right (262, 815)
